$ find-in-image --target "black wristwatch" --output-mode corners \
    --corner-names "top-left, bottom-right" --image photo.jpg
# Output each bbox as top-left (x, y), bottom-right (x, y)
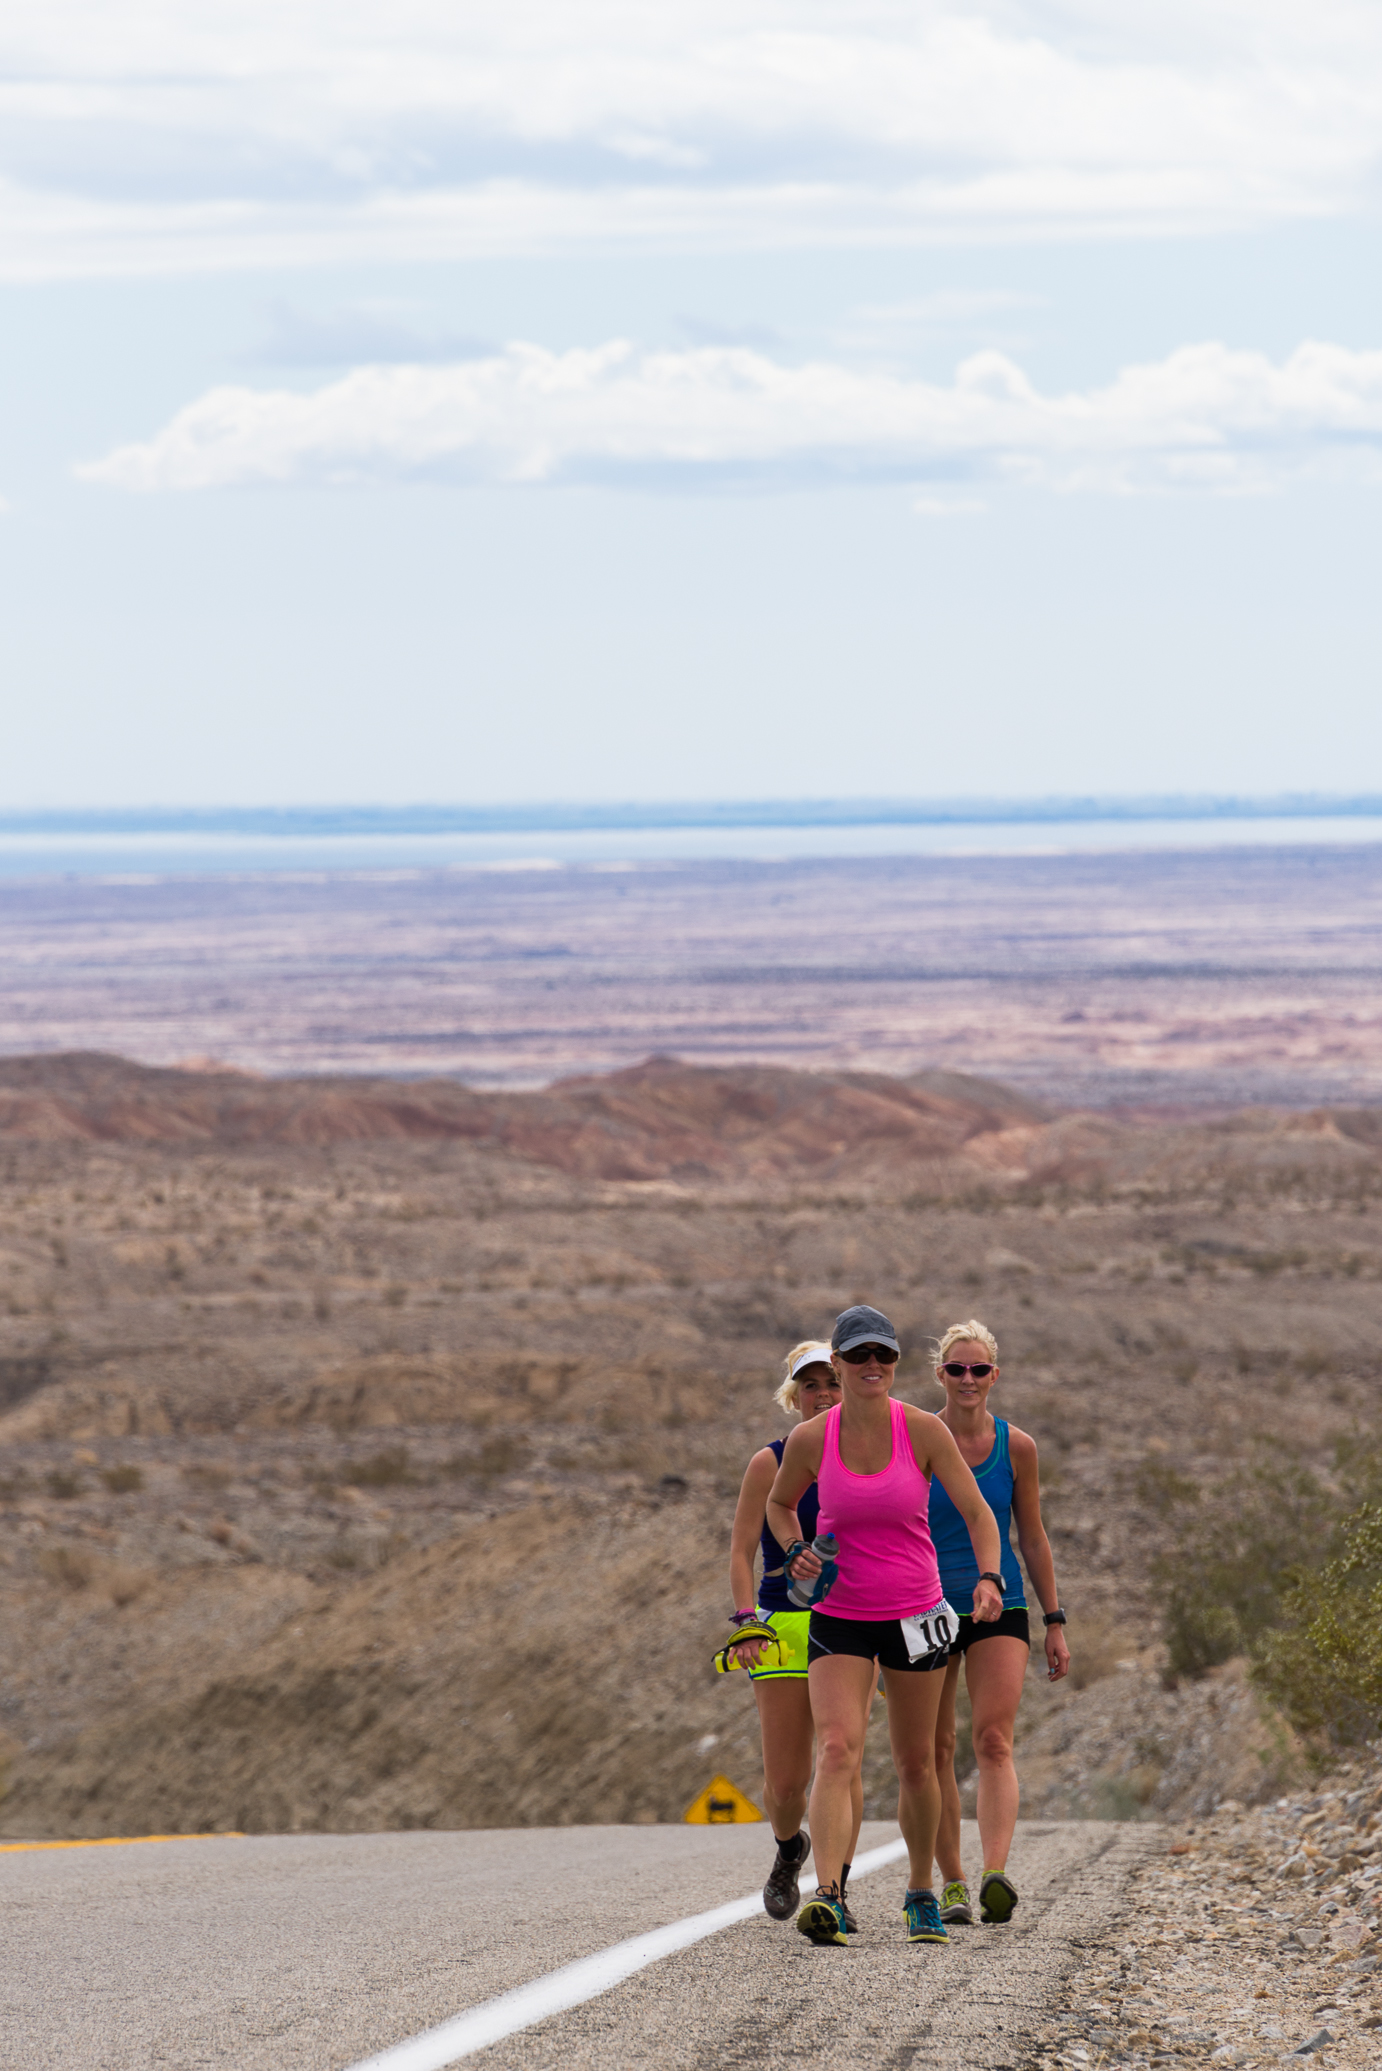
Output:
top-left (1043, 1608), bottom-right (1067, 1627)
top-left (978, 1572), bottom-right (1004, 1589)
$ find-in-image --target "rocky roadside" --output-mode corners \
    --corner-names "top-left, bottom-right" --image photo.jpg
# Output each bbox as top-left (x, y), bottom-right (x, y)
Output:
top-left (1024, 1751), bottom-right (1382, 2068)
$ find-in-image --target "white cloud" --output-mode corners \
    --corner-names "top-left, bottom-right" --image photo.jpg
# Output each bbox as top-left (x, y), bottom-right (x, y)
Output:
top-left (77, 336), bottom-right (1382, 497)
top-left (0, 2), bottom-right (1380, 275)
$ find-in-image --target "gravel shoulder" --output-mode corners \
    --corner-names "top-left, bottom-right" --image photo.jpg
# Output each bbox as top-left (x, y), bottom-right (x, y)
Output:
top-left (1029, 1751), bottom-right (1382, 2069)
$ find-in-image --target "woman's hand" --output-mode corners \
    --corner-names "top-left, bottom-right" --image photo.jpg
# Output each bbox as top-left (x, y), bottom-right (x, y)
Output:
top-left (972, 1577), bottom-right (1003, 1623)
top-left (786, 1543), bottom-right (822, 1583)
top-left (1044, 1622), bottom-right (1071, 1682)
top-left (729, 1634), bottom-right (768, 1669)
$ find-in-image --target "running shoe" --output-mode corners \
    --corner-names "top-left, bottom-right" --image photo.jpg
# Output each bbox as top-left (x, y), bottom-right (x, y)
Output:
top-left (796, 1892), bottom-right (849, 1945)
top-left (840, 1896), bottom-right (861, 1935)
top-left (763, 1842), bottom-right (803, 1920)
top-left (902, 1890), bottom-right (949, 1943)
top-left (939, 1879), bottom-right (974, 1925)
top-left (979, 1870), bottom-right (1019, 1924)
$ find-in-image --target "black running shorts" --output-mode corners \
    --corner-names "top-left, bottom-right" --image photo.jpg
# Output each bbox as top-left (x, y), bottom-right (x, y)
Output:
top-left (807, 1607), bottom-right (953, 1674)
top-left (950, 1606), bottom-right (1031, 1654)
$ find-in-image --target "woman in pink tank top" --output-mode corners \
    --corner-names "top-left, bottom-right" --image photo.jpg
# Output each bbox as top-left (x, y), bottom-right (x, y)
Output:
top-left (766, 1304), bottom-right (1004, 1950)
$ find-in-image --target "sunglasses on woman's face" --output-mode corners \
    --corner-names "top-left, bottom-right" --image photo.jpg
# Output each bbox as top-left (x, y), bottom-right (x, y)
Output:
top-left (839, 1343), bottom-right (900, 1365)
top-left (941, 1361), bottom-right (994, 1379)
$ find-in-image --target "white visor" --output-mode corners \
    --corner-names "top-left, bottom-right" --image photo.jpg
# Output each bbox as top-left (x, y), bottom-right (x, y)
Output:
top-left (789, 1342), bottom-right (834, 1381)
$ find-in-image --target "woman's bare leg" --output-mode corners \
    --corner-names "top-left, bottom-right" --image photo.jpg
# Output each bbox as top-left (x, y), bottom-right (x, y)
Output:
top-left (753, 1679), bottom-right (816, 1840)
top-left (845, 1664), bottom-right (879, 1868)
top-left (804, 1654), bottom-right (874, 1891)
top-left (962, 1635), bottom-right (1030, 1873)
top-left (879, 1664), bottom-right (948, 1891)
top-left (932, 1653), bottom-right (965, 1885)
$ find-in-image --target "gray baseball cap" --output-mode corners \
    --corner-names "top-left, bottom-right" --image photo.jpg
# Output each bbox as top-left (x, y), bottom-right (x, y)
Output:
top-left (831, 1304), bottom-right (901, 1357)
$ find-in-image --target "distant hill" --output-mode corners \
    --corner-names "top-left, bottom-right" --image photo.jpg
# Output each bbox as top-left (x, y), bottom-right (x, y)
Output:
top-left (4, 1051), bottom-right (1379, 1196)
top-left (0, 1051), bottom-right (1058, 1182)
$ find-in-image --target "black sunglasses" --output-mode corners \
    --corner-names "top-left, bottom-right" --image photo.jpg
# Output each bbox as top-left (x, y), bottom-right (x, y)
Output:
top-left (839, 1343), bottom-right (900, 1365)
top-left (941, 1361), bottom-right (994, 1379)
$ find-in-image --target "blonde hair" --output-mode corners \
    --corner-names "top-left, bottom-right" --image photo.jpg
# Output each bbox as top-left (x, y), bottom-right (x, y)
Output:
top-left (933, 1319), bottom-right (999, 1379)
top-left (774, 1340), bottom-right (835, 1414)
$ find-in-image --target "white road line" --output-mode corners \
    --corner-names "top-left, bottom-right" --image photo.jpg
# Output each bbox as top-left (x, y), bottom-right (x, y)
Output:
top-left (343, 1836), bottom-right (909, 2071)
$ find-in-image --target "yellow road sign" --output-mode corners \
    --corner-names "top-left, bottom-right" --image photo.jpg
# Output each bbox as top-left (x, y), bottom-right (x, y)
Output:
top-left (683, 1773), bottom-right (763, 1824)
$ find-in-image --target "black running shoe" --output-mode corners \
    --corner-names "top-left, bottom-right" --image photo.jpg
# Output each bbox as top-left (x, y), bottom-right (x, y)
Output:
top-left (763, 1842), bottom-right (803, 1920)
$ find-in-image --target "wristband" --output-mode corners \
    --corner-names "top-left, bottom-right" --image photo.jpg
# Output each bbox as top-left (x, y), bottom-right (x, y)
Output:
top-left (1043, 1608), bottom-right (1067, 1627)
top-left (978, 1572), bottom-right (1004, 1589)
top-left (731, 1607), bottom-right (756, 1627)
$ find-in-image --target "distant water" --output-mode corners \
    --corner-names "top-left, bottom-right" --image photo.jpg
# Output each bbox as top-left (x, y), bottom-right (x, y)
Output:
top-left (5, 803), bottom-right (1382, 877)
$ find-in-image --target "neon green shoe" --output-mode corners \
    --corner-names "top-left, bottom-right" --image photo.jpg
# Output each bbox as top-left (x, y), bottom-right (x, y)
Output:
top-left (939, 1879), bottom-right (974, 1925)
top-left (979, 1870), bottom-right (1019, 1923)
top-left (797, 1892), bottom-right (849, 1945)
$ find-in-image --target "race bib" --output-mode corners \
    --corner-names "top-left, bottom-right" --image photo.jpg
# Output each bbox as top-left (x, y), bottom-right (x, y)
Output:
top-left (899, 1598), bottom-right (961, 1665)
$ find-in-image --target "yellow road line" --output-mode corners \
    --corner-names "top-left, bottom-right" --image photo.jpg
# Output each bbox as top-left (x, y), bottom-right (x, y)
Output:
top-left (0, 1832), bottom-right (244, 1854)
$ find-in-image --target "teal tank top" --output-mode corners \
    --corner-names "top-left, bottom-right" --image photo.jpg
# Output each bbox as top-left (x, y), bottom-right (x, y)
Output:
top-left (926, 1417), bottom-right (1026, 1615)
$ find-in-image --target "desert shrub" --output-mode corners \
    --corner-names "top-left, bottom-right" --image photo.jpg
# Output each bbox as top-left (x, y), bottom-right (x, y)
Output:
top-left (45, 1471), bottom-right (82, 1500)
top-left (1155, 1463), bottom-right (1338, 1680)
top-left (100, 1464), bottom-right (144, 1494)
top-left (1131, 1458), bottom-right (1200, 1508)
top-left (184, 1463), bottom-right (233, 1490)
top-left (1335, 1434), bottom-right (1382, 1508)
top-left (475, 1434), bottom-right (528, 1479)
top-left (1253, 1504), bottom-right (1382, 1745)
top-left (1076, 1773), bottom-right (1156, 1822)
top-left (1066, 1617), bottom-right (1136, 1692)
top-left (99, 1562), bottom-right (153, 1607)
top-left (341, 1447), bottom-right (412, 1487)
top-left (38, 1545), bottom-right (94, 1588)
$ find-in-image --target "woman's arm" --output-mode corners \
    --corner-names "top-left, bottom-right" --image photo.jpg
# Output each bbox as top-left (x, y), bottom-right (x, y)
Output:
top-left (765, 1420), bottom-right (827, 1578)
top-left (1009, 1425), bottom-right (1070, 1681)
top-left (724, 1449), bottom-right (780, 1666)
top-left (907, 1407), bottom-right (1004, 1621)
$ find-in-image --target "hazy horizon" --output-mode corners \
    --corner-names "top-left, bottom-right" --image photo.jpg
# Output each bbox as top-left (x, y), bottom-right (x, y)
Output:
top-left (7, 798), bottom-right (1382, 879)
top-left (9, 793), bottom-right (1382, 832)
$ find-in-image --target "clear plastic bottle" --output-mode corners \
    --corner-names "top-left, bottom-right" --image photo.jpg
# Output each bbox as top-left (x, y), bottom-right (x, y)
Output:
top-left (787, 1531), bottom-right (840, 1608)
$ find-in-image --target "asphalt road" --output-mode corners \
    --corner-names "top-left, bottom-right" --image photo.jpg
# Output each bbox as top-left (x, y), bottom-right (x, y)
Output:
top-left (2, 1819), bottom-right (1153, 2070)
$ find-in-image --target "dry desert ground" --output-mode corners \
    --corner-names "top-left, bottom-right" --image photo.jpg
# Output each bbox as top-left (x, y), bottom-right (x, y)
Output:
top-left (1, 1047), bottom-right (1377, 1841)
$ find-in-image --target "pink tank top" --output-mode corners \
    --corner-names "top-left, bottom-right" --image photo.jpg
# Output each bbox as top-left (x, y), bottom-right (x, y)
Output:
top-left (816, 1398), bottom-right (943, 1621)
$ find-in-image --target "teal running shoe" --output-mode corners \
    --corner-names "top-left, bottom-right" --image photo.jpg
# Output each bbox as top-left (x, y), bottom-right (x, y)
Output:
top-left (797, 1893), bottom-right (849, 1946)
top-left (903, 1889), bottom-right (949, 1943)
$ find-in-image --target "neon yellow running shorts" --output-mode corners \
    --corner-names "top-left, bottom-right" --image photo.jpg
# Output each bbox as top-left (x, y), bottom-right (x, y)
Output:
top-left (747, 1607), bottom-right (810, 1682)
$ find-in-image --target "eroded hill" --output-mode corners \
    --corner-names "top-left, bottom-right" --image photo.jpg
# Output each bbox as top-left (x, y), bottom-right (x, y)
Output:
top-left (1, 1052), bottom-right (1379, 1837)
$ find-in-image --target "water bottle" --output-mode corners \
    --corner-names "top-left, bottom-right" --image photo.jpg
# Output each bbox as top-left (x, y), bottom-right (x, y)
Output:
top-left (787, 1531), bottom-right (840, 1608)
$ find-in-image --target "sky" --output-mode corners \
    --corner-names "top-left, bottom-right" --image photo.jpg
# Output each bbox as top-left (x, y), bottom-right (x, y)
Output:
top-left (2, 0), bottom-right (1382, 809)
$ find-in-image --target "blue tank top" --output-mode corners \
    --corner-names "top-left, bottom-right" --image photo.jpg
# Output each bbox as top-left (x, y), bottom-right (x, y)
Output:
top-left (757, 1437), bottom-right (821, 1613)
top-left (926, 1417), bottom-right (1026, 1615)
